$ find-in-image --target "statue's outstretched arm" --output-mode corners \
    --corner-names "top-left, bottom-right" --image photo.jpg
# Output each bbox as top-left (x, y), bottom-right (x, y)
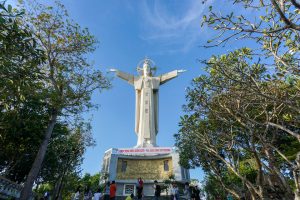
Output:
top-left (109, 69), bottom-right (134, 85)
top-left (160, 69), bottom-right (186, 85)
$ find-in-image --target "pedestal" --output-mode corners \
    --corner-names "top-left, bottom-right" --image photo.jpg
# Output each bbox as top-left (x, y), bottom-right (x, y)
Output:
top-left (100, 147), bottom-right (190, 197)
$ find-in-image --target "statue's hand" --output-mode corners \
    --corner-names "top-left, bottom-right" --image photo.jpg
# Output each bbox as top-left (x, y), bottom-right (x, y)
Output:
top-left (177, 69), bottom-right (187, 73)
top-left (108, 68), bottom-right (117, 73)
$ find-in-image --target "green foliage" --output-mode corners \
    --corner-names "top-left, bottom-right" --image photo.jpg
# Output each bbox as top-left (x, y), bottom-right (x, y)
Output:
top-left (80, 173), bottom-right (102, 192)
top-left (203, 174), bottom-right (226, 200)
top-left (0, 1), bottom-right (44, 109)
top-left (0, 1), bottom-right (46, 182)
top-left (35, 172), bottom-right (102, 199)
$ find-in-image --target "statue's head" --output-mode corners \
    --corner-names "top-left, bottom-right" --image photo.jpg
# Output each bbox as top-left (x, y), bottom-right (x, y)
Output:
top-left (143, 59), bottom-right (151, 77)
top-left (137, 58), bottom-right (156, 77)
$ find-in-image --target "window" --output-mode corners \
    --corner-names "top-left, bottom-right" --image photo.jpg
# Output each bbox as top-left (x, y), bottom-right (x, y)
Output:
top-left (121, 160), bottom-right (127, 172)
top-left (164, 160), bottom-right (169, 171)
top-left (124, 184), bottom-right (135, 196)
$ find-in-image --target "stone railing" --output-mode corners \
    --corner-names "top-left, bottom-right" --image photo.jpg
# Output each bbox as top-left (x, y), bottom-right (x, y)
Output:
top-left (0, 176), bottom-right (22, 199)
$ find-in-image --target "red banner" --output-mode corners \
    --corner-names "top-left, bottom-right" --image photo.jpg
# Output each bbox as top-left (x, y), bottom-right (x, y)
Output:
top-left (115, 147), bottom-right (172, 155)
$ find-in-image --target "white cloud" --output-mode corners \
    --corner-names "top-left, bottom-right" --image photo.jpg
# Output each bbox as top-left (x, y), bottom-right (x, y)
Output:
top-left (139, 0), bottom-right (213, 54)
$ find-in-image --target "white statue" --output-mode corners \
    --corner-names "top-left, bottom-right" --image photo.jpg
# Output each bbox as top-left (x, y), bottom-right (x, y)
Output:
top-left (110, 59), bottom-right (185, 148)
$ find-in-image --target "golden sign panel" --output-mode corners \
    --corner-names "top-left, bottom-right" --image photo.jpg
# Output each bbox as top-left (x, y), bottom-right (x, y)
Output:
top-left (116, 158), bottom-right (173, 180)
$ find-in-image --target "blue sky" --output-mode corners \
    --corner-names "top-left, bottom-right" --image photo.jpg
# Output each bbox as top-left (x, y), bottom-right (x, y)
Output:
top-left (8, 0), bottom-right (248, 183)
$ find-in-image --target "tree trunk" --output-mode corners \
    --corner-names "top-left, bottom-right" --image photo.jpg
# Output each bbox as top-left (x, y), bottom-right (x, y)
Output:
top-left (20, 110), bottom-right (58, 200)
top-left (53, 176), bottom-right (63, 200)
top-left (58, 183), bottom-right (63, 200)
top-left (53, 167), bottom-right (68, 200)
top-left (54, 177), bottom-right (64, 200)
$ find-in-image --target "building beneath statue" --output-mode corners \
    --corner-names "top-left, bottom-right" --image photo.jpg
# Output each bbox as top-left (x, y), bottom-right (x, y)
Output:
top-left (100, 59), bottom-right (189, 196)
top-left (100, 147), bottom-right (190, 196)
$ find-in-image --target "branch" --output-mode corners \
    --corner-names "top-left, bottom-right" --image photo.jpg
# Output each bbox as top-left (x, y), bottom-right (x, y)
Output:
top-left (211, 165), bottom-right (241, 199)
top-left (291, 0), bottom-right (300, 9)
top-left (271, 0), bottom-right (300, 30)
top-left (267, 143), bottom-right (295, 167)
top-left (218, 101), bottom-right (250, 130)
top-left (249, 76), bottom-right (300, 113)
top-left (267, 122), bottom-right (300, 141)
top-left (202, 31), bottom-right (242, 48)
top-left (200, 145), bottom-right (261, 196)
top-left (270, 0), bottom-right (291, 26)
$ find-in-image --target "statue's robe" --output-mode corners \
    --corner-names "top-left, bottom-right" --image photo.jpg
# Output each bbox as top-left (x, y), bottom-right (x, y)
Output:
top-left (115, 70), bottom-right (179, 147)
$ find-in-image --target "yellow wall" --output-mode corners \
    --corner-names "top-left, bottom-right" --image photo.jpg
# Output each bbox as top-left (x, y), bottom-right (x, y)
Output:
top-left (116, 158), bottom-right (173, 180)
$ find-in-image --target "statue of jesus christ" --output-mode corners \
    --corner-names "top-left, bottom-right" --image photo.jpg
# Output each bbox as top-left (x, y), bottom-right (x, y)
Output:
top-left (110, 59), bottom-right (185, 148)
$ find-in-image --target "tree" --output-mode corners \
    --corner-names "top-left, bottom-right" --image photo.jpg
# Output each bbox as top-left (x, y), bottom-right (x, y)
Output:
top-left (15, 1), bottom-right (110, 199)
top-left (0, 1), bottom-right (107, 198)
top-left (176, 0), bottom-right (300, 199)
top-left (200, 0), bottom-right (300, 198)
top-left (38, 122), bottom-right (95, 200)
top-left (176, 48), bottom-right (299, 199)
